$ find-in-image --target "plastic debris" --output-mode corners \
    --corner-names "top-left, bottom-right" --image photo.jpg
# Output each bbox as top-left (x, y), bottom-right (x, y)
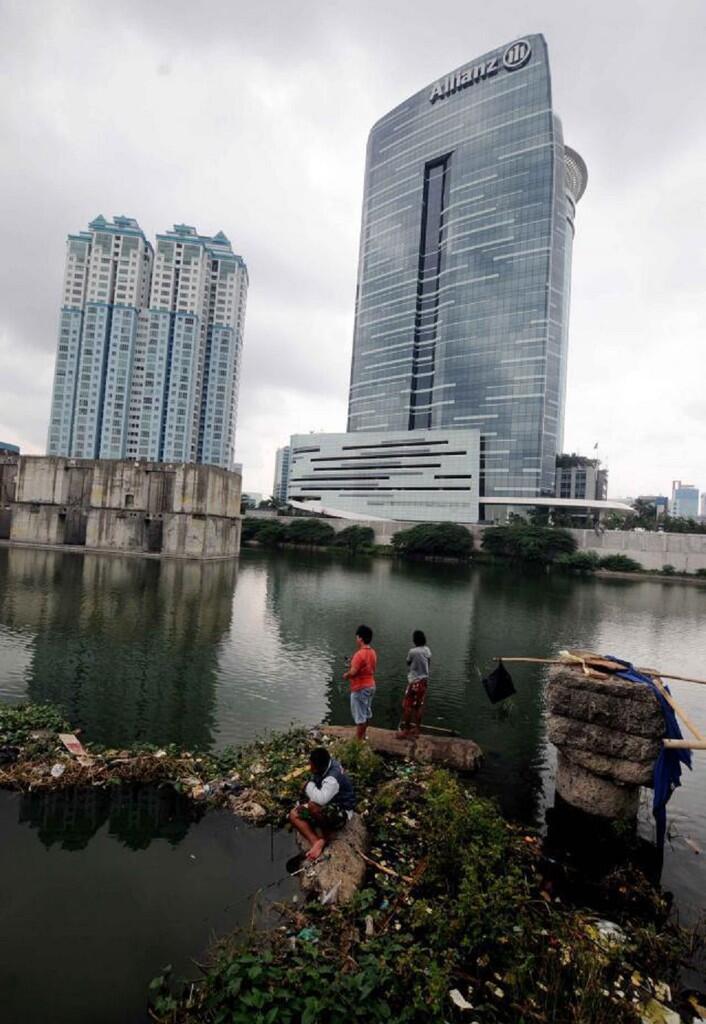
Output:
top-left (449, 989), bottom-right (474, 1011)
top-left (365, 914), bottom-right (374, 937)
top-left (296, 927), bottom-right (319, 943)
top-left (59, 733), bottom-right (87, 757)
top-left (640, 998), bottom-right (680, 1024)
top-left (50, 763), bottom-right (65, 779)
top-left (320, 881), bottom-right (341, 906)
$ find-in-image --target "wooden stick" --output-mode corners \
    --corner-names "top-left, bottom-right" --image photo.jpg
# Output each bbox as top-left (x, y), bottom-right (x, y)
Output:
top-left (664, 740), bottom-right (706, 750)
top-left (643, 671), bottom-right (706, 687)
top-left (357, 851), bottom-right (413, 883)
top-left (647, 676), bottom-right (705, 743)
top-left (495, 656), bottom-right (706, 688)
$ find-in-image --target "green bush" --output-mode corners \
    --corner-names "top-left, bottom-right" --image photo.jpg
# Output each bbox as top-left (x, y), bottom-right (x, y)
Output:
top-left (556, 550), bottom-right (601, 573)
top-left (254, 521), bottom-right (288, 547)
top-left (241, 516), bottom-right (264, 542)
top-left (391, 522), bottom-right (473, 560)
top-left (283, 518), bottom-right (335, 546)
top-left (694, 568), bottom-right (706, 578)
top-left (481, 523), bottom-right (576, 563)
top-left (661, 564), bottom-right (676, 575)
top-left (332, 525), bottom-right (375, 555)
top-left (598, 554), bottom-right (643, 572)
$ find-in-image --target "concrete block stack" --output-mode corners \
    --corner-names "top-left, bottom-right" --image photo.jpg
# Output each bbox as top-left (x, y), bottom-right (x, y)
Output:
top-left (547, 667), bottom-right (664, 819)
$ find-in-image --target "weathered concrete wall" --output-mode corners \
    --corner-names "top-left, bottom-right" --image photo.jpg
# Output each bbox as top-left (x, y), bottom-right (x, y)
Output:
top-left (10, 505), bottom-right (65, 545)
top-left (3, 456), bottom-right (241, 560)
top-left (14, 456), bottom-right (71, 505)
top-left (162, 513), bottom-right (240, 559)
top-left (85, 509), bottom-right (148, 553)
top-left (90, 462), bottom-right (152, 510)
top-left (173, 464), bottom-right (241, 518)
top-left (571, 529), bottom-right (706, 573)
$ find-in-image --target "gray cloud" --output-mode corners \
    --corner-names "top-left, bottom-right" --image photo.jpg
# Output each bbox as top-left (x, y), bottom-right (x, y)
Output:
top-left (1, 0), bottom-right (704, 499)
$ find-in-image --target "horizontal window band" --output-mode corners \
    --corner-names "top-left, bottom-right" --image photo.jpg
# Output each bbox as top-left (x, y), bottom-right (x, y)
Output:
top-left (294, 486), bottom-right (473, 492)
top-left (340, 439), bottom-right (450, 450)
top-left (311, 450), bottom-right (467, 462)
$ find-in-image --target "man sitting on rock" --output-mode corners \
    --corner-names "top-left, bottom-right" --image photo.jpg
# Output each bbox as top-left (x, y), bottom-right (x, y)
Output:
top-left (288, 747), bottom-right (356, 861)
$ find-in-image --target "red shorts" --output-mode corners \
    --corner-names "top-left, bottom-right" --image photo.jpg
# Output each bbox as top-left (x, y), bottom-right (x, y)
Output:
top-left (402, 678), bottom-right (428, 712)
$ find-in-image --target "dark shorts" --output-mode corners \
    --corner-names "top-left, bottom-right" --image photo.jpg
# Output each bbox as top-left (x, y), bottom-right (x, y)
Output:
top-left (402, 678), bottom-right (428, 712)
top-left (298, 802), bottom-right (349, 832)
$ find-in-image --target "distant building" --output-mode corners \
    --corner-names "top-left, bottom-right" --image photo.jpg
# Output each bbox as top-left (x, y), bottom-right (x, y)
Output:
top-left (273, 446), bottom-right (292, 504)
top-left (637, 495), bottom-right (669, 519)
top-left (287, 429), bottom-right (480, 523)
top-left (701, 493), bottom-right (706, 519)
top-left (46, 216), bottom-right (248, 469)
top-left (555, 454), bottom-right (607, 501)
top-left (0, 441), bottom-right (20, 455)
top-left (242, 492), bottom-right (262, 507)
top-left (347, 34), bottom-right (587, 500)
top-left (671, 480), bottom-right (699, 519)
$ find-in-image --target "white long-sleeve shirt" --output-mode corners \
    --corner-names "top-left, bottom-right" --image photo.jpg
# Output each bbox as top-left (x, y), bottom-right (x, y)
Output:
top-left (305, 775), bottom-right (340, 806)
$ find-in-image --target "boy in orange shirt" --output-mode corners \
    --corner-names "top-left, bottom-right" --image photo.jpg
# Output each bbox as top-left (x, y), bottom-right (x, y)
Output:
top-left (343, 624), bottom-right (377, 741)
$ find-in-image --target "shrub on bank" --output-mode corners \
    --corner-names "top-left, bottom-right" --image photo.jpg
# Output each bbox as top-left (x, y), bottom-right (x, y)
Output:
top-left (391, 522), bottom-right (473, 560)
top-left (482, 523), bottom-right (576, 564)
top-left (556, 550), bottom-right (601, 573)
top-left (283, 518), bottom-right (335, 546)
top-left (332, 525), bottom-right (375, 555)
top-left (661, 564), bottom-right (676, 575)
top-left (598, 554), bottom-right (643, 572)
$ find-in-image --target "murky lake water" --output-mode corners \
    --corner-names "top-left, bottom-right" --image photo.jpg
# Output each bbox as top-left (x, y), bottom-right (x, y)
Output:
top-left (0, 544), bottom-right (704, 1018)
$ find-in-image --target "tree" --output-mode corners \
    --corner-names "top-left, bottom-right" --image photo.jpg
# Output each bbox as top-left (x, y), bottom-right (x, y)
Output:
top-left (391, 522), bottom-right (473, 560)
top-left (283, 518), bottom-right (335, 546)
top-left (333, 526), bottom-right (375, 555)
top-left (481, 523), bottom-right (576, 564)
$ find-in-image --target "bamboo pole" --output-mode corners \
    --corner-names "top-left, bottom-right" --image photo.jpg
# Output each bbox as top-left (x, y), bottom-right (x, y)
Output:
top-left (494, 656), bottom-right (706, 687)
top-left (646, 675), bottom-right (705, 744)
top-left (663, 740), bottom-right (706, 750)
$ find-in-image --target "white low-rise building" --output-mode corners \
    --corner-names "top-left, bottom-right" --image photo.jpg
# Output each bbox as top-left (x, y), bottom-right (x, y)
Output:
top-left (287, 429), bottom-right (480, 523)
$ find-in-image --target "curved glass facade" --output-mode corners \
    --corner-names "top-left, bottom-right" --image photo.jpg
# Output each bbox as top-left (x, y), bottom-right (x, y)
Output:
top-left (347, 34), bottom-right (586, 498)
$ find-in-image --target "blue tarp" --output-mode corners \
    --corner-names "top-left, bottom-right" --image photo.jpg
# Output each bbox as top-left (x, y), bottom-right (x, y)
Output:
top-left (607, 656), bottom-right (692, 845)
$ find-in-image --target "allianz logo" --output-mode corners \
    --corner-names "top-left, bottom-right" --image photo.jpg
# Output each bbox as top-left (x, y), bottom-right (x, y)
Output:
top-left (429, 39), bottom-right (532, 104)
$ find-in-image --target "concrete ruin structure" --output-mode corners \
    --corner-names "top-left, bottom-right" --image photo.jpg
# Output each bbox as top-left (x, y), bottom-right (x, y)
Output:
top-left (0, 455), bottom-right (241, 559)
top-left (547, 666), bottom-right (664, 818)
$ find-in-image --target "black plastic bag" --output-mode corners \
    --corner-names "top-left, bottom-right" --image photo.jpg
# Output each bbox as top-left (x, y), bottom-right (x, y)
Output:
top-left (481, 661), bottom-right (516, 704)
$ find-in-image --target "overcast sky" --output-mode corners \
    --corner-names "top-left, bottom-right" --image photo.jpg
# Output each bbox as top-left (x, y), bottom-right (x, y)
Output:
top-left (1, 0), bottom-right (704, 499)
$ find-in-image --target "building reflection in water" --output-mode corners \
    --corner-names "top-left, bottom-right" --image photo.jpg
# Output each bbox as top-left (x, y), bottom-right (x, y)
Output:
top-left (0, 547), bottom-right (236, 750)
top-left (18, 784), bottom-right (201, 851)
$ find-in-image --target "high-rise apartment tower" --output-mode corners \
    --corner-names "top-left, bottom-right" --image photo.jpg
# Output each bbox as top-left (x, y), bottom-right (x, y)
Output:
top-left (47, 216), bottom-right (248, 469)
top-left (347, 35), bottom-right (586, 498)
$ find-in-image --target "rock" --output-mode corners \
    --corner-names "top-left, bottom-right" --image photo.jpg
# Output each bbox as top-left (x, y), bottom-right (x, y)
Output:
top-left (556, 751), bottom-right (640, 818)
top-left (546, 666), bottom-right (665, 820)
top-left (560, 746), bottom-right (654, 786)
top-left (547, 715), bottom-right (662, 763)
top-left (295, 812), bottom-right (367, 905)
top-left (546, 678), bottom-right (665, 738)
top-left (324, 726), bottom-right (482, 773)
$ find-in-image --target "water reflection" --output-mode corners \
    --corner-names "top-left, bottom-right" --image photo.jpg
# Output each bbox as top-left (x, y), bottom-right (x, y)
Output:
top-left (18, 784), bottom-right (199, 851)
top-left (0, 547), bottom-right (236, 748)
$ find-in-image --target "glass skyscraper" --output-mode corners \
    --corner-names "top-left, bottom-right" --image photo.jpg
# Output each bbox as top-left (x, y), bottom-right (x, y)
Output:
top-left (347, 34), bottom-right (587, 499)
top-left (47, 217), bottom-right (248, 470)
